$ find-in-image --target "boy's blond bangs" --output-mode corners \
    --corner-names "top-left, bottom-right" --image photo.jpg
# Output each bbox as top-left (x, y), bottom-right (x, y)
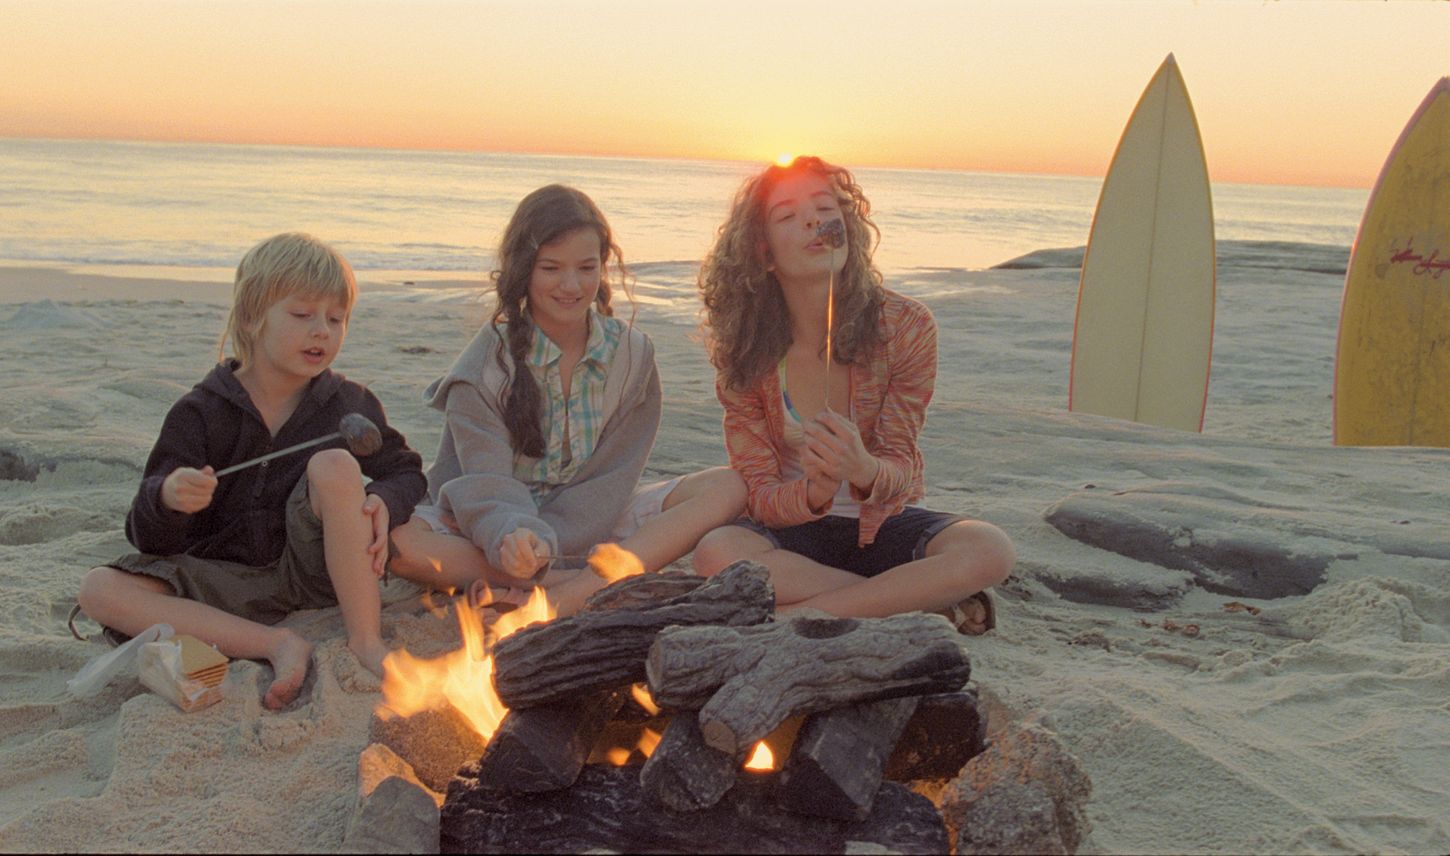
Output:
top-left (220, 233), bottom-right (357, 365)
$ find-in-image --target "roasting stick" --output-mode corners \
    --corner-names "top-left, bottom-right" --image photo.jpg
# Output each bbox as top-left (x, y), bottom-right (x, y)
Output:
top-left (816, 218), bottom-right (846, 410)
top-left (214, 413), bottom-right (382, 476)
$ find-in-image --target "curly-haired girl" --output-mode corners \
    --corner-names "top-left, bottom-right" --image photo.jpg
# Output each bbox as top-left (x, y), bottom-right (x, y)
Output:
top-left (390, 185), bottom-right (744, 616)
top-left (693, 157), bottom-right (1013, 632)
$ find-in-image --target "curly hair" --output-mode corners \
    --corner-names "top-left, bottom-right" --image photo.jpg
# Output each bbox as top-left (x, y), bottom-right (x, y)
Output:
top-left (490, 185), bottom-right (628, 458)
top-left (698, 156), bottom-right (884, 391)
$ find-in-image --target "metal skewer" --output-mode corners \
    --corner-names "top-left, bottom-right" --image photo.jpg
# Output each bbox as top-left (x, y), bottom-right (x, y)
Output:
top-left (214, 413), bottom-right (382, 477)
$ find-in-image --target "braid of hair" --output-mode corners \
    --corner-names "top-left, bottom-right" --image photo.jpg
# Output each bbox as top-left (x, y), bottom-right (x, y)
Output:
top-left (495, 301), bottom-right (546, 459)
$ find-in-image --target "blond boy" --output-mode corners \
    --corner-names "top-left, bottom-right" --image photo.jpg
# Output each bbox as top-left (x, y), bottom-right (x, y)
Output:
top-left (77, 233), bottom-right (425, 709)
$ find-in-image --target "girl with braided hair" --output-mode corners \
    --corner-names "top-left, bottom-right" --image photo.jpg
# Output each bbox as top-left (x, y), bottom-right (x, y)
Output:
top-left (390, 185), bottom-right (743, 616)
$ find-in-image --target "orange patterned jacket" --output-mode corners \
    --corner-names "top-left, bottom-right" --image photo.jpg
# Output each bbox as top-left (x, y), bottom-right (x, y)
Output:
top-left (716, 289), bottom-right (938, 546)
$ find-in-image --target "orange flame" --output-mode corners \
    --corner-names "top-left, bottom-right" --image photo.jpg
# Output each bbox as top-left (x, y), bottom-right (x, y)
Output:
top-left (638, 727), bottom-right (662, 757)
top-left (744, 741), bottom-right (775, 770)
top-left (376, 587), bottom-right (554, 739)
top-left (588, 543), bottom-right (645, 584)
top-left (603, 725), bottom-right (663, 766)
top-left (630, 682), bottom-right (660, 716)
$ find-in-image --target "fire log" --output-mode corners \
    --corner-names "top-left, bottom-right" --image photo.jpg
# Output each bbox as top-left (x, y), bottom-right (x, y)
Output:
top-left (884, 689), bottom-right (988, 782)
top-left (638, 711), bottom-right (740, 811)
top-left (473, 689), bottom-right (623, 792)
top-left (777, 696), bottom-right (920, 821)
top-left (492, 561), bottom-right (773, 709)
top-left (646, 612), bottom-right (971, 755)
top-left (581, 571), bottom-right (709, 612)
top-left (441, 763), bottom-right (950, 854)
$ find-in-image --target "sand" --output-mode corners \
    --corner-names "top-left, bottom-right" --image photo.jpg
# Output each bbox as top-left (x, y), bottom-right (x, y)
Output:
top-left (0, 256), bottom-right (1447, 854)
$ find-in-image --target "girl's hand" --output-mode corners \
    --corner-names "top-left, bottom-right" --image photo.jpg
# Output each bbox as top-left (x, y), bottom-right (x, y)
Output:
top-left (499, 528), bottom-right (549, 580)
top-left (803, 410), bottom-right (880, 492)
top-left (161, 466), bottom-right (217, 513)
top-left (802, 461), bottom-right (841, 514)
top-left (362, 494), bottom-right (390, 577)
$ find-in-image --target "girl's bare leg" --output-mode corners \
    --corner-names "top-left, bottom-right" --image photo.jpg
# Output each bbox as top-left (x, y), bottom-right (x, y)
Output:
top-left (693, 519), bottom-right (1014, 618)
top-left (388, 517), bottom-right (520, 592)
top-left (693, 524), bottom-right (865, 601)
top-left (76, 567), bottom-right (312, 710)
top-left (619, 467), bottom-right (747, 572)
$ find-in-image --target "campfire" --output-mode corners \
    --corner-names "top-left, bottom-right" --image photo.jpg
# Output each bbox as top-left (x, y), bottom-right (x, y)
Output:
top-left (377, 586), bottom-right (553, 740)
top-left (369, 556), bottom-right (989, 854)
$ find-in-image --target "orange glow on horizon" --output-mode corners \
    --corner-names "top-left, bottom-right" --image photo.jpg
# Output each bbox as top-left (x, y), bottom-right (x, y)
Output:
top-left (3, 0), bottom-right (1440, 191)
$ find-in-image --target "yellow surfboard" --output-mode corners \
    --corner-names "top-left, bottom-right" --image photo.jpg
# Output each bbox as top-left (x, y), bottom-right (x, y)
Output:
top-left (1334, 77), bottom-right (1450, 447)
top-left (1070, 54), bottom-right (1216, 432)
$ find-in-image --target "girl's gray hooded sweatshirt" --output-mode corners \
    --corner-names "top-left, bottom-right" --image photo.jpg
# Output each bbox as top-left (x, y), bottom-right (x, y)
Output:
top-left (421, 321), bottom-right (661, 570)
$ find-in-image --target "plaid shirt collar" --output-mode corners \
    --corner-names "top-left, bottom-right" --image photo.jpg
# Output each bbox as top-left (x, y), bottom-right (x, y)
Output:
top-left (526, 309), bottom-right (611, 369)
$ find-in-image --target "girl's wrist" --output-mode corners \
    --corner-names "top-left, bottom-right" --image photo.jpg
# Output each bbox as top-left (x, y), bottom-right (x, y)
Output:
top-left (850, 455), bottom-right (880, 492)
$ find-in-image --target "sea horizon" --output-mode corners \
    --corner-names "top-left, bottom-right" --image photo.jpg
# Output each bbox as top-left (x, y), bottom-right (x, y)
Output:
top-left (0, 133), bottom-right (1378, 191)
top-left (0, 136), bottom-right (1370, 291)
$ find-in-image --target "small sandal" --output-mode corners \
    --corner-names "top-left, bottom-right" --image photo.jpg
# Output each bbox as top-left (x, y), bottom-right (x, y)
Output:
top-left (66, 603), bottom-right (132, 646)
top-left (942, 590), bottom-right (996, 636)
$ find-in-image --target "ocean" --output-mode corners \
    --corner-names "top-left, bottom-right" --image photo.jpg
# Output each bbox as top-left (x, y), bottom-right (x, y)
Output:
top-left (0, 137), bottom-right (1368, 291)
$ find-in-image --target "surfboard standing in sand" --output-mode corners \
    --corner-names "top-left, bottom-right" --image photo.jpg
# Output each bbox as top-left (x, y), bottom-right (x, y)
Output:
top-left (1070, 53), bottom-right (1216, 432)
top-left (1333, 77), bottom-right (1450, 448)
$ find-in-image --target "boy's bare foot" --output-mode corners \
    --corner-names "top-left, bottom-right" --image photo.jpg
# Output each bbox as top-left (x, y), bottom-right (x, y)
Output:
top-left (264, 632), bottom-right (314, 710)
top-left (349, 638), bottom-right (390, 679)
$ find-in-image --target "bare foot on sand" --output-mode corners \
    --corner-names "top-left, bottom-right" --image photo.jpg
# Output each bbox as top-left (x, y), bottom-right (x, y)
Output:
top-left (263, 632), bottom-right (314, 710)
top-left (349, 638), bottom-right (390, 679)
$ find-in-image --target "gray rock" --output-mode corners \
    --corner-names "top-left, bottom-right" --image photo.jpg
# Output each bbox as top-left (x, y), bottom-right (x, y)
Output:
top-left (368, 705), bottom-right (487, 793)
top-left (938, 720), bottom-right (1092, 855)
top-left (1044, 484), bottom-right (1331, 599)
top-left (343, 776), bottom-right (440, 854)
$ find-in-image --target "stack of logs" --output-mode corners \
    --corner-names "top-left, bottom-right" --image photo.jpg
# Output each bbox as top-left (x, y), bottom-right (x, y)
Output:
top-left (440, 560), bottom-right (989, 854)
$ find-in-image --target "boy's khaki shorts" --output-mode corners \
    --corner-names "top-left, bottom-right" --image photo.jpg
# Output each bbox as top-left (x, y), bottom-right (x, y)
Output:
top-left (106, 476), bottom-right (338, 627)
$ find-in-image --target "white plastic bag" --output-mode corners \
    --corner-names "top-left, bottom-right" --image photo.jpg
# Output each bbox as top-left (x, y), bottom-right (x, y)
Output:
top-left (66, 623), bottom-right (173, 698)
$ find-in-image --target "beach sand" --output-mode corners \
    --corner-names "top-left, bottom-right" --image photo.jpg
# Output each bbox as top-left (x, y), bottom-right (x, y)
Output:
top-left (0, 256), bottom-right (1446, 853)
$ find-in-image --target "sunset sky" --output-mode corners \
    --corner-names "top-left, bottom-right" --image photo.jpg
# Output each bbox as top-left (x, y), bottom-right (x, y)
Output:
top-left (2, 0), bottom-right (1446, 188)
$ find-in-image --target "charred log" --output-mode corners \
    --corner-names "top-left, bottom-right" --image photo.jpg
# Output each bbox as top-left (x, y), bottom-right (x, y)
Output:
top-left (440, 763), bottom-right (950, 854)
top-left (885, 689), bottom-right (989, 782)
top-left (638, 711), bottom-right (741, 811)
top-left (492, 561), bottom-right (774, 710)
top-left (646, 612), bottom-right (972, 755)
top-left (473, 690), bottom-right (623, 792)
top-left (778, 696), bottom-right (920, 821)
top-left (581, 571), bottom-right (709, 612)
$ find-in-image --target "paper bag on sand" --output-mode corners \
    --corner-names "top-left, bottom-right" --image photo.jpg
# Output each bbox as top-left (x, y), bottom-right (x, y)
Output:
top-left (138, 634), bottom-right (229, 712)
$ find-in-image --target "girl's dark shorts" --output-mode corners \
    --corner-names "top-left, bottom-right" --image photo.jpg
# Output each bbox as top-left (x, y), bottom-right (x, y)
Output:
top-left (730, 506), bottom-right (964, 578)
top-left (104, 476), bottom-right (338, 626)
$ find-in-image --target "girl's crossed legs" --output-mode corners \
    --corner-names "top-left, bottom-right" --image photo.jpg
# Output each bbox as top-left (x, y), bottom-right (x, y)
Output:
top-left (388, 466), bottom-right (746, 616)
top-left (692, 509), bottom-right (1014, 624)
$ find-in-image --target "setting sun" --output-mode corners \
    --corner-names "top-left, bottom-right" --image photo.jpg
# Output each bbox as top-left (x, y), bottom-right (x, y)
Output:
top-left (775, 153), bottom-right (795, 167)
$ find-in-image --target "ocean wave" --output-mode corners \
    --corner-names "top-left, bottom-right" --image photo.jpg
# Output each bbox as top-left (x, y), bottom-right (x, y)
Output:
top-left (991, 240), bottom-right (1351, 276)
